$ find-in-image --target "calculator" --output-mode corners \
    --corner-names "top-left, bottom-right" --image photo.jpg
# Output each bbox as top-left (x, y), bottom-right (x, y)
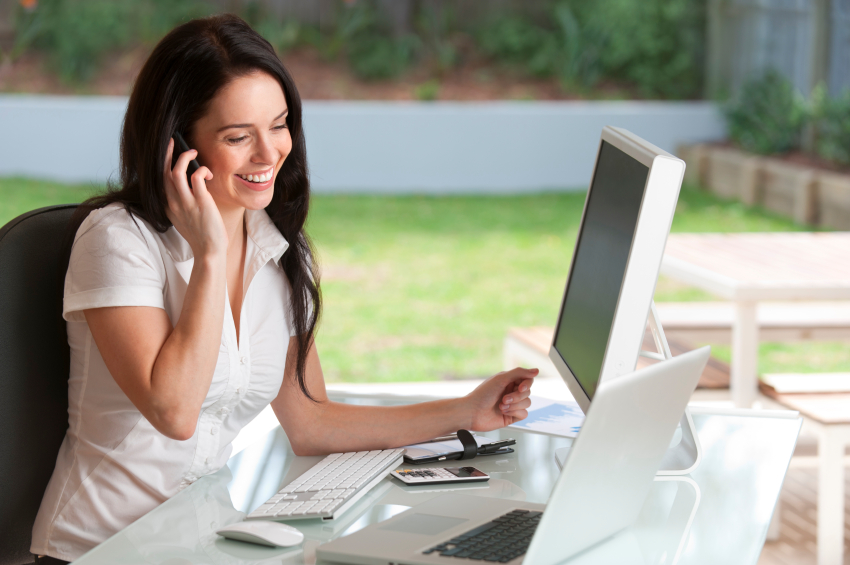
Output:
top-left (391, 466), bottom-right (490, 485)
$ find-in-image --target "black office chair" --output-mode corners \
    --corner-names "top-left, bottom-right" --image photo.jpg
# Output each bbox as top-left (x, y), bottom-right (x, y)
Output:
top-left (0, 205), bottom-right (78, 565)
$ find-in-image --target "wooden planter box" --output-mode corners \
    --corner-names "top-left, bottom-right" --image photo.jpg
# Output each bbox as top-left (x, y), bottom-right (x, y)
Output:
top-left (760, 159), bottom-right (818, 225)
top-left (705, 147), bottom-right (762, 205)
top-left (676, 143), bottom-right (709, 187)
top-left (818, 171), bottom-right (850, 230)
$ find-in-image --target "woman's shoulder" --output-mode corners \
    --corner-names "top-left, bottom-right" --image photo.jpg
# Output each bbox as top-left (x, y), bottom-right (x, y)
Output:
top-left (75, 203), bottom-right (156, 245)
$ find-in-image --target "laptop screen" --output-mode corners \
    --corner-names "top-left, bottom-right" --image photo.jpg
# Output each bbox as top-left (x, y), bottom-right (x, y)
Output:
top-left (552, 141), bottom-right (649, 400)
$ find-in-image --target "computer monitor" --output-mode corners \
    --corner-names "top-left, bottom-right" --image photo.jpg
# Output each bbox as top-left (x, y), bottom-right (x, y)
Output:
top-left (548, 126), bottom-right (685, 413)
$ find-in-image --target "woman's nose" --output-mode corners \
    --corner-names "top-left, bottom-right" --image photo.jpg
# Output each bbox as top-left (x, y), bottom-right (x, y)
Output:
top-left (253, 134), bottom-right (280, 165)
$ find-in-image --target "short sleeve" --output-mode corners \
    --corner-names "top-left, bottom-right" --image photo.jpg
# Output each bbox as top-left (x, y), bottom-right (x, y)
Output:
top-left (63, 206), bottom-right (166, 322)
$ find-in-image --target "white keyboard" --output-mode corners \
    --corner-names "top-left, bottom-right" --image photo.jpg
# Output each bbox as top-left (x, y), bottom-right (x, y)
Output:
top-left (247, 448), bottom-right (405, 521)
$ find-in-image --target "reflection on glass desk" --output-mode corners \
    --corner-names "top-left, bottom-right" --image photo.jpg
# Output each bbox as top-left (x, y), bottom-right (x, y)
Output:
top-left (73, 401), bottom-right (800, 565)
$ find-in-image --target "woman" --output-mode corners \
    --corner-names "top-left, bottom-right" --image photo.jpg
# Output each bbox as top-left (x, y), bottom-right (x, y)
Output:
top-left (31, 14), bottom-right (536, 564)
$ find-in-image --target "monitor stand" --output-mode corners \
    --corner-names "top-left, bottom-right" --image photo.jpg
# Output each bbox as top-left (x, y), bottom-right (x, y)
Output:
top-left (641, 301), bottom-right (702, 476)
top-left (553, 301), bottom-right (703, 475)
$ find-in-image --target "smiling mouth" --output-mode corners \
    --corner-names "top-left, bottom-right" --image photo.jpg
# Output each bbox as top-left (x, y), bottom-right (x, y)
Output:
top-left (237, 169), bottom-right (273, 183)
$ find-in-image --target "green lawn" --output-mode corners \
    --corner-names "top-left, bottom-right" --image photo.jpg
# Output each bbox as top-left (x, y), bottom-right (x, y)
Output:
top-left (0, 178), bottom-right (96, 225)
top-left (2, 176), bottom-right (845, 381)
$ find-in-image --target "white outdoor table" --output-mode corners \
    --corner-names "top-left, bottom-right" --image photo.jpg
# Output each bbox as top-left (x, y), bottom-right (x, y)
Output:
top-left (661, 232), bottom-right (850, 408)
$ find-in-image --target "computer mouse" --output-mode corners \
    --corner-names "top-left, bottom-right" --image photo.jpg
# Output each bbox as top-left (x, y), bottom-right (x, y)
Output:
top-left (216, 520), bottom-right (304, 547)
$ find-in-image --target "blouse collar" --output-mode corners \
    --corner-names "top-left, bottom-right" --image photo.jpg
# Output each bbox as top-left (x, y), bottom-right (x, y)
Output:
top-left (162, 208), bottom-right (289, 265)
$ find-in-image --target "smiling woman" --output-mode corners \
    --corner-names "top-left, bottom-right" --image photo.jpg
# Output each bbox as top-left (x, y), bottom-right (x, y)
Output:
top-left (29, 14), bottom-right (537, 564)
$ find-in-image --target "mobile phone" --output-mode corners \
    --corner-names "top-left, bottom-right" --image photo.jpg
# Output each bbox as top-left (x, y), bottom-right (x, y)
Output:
top-left (391, 466), bottom-right (490, 485)
top-left (171, 131), bottom-right (201, 186)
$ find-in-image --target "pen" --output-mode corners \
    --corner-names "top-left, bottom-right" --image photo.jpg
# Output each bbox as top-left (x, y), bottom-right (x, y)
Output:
top-left (422, 434), bottom-right (460, 443)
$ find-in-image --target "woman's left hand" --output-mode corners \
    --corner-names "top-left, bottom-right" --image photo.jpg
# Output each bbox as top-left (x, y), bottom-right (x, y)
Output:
top-left (463, 367), bottom-right (538, 431)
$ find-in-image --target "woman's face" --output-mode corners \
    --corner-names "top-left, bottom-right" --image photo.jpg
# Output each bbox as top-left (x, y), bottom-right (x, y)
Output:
top-left (190, 71), bottom-right (291, 215)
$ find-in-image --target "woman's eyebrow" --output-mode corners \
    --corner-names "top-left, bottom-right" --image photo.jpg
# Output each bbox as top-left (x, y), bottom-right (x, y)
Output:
top-left (216, 109), bottom-right (289, 132)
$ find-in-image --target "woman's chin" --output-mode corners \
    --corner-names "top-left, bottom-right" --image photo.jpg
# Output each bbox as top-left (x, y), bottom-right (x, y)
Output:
top-left (243, 193), bottom-right (274, 210)
top-left (233, 185), bottom-right (275, 210)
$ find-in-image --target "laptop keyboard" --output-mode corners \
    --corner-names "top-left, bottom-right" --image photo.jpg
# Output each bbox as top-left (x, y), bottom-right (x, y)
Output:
top-left (423, 509), bottom-right (542, 562)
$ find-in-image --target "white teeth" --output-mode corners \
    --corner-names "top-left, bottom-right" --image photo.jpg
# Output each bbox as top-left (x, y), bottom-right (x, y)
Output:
top-left (240, 172), bottom-right (271, 183)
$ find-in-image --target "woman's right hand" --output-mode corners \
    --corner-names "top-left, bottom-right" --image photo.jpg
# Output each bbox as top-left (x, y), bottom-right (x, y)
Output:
top-left (163, 138), bottom-right (228, 258)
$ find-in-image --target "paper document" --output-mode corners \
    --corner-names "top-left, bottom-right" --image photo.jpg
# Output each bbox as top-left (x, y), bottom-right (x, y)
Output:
top-left (508, 395), bottom-right (584, 438)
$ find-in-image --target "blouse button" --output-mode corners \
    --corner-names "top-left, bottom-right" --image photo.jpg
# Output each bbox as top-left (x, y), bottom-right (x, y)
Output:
top-left (240, 356), bottom-right (247, 365)
top-left (210, 427), bottom-right (218, 436)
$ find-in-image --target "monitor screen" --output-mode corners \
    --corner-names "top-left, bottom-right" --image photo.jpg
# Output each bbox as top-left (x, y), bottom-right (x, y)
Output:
top-left (553, 141), bottom-right (649, 400)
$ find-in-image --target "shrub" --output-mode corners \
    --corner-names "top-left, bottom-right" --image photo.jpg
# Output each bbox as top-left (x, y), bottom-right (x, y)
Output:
top-left (18, 0), bottom-right (132, 82)
top-left (477, 3), bottom-right (601, 88)
top-left (724, 70), bottom-right (807, 155)
top-left (414, 79), bottom-right (439, 101)
top-left (415, 2), bottom-right (459, 75)
top-left (812, 86), bottom-right (850, 166)
top-left (582, 0), bottom-right (705, 98)
top-left (335, 1), bottom-right (419, 81)
top-left (14, 0), bottom-right (212, 83)
top-left (255, 20), bottom-right (302, 54)
top-left (478, 0), bottom-right (704, 96)
top-left (134, 0), bottom-right (212, 44)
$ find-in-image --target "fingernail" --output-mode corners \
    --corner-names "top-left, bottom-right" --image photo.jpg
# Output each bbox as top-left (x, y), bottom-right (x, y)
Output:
top-left (500, 404), bottom-right (510, 411)
top-left (504, 396), bottom-right (513, 404)
top-left (520, 384), bottom-right (527, 392)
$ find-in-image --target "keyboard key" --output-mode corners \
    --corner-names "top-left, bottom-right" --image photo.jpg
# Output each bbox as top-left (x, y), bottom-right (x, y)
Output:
top-left (293, 502), bottom-right (317, 515)
top-left (463, 521), bottom-right (499, 537)
top-left (275, 503), bottom-right (300, 517)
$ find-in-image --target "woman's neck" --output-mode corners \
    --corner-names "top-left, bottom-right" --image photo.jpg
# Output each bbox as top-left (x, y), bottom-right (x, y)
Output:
top-left (219, 205), bottom-right (247, 255)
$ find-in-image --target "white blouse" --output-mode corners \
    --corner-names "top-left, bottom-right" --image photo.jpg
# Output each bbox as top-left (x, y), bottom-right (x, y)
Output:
top-left (32, 203), bottom-right (295, 561)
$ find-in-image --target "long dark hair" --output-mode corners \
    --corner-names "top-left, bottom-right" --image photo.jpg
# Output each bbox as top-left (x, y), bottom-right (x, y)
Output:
top-left (66, 14), bottom-right (321, 400)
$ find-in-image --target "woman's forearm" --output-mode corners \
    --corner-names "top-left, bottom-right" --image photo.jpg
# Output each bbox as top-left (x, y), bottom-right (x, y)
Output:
top-left (272, 339), bottom-right (534, 456)
top-left (149, 253), bottom-right (227, 438)
top-left (282, 398), bottom-right (472, 456)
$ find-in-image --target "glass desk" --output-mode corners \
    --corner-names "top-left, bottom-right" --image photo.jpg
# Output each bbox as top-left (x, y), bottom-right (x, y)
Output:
top-left (73, 400), bottom-right (801, 565)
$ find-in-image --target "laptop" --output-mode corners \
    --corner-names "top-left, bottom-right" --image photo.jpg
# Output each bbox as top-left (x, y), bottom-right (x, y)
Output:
top-left (316, 346), bottom-right (710, 565)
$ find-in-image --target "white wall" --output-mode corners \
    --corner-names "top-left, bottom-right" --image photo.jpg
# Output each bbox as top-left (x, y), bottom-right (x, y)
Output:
top-left (0, 96), bottom-right (725, 192)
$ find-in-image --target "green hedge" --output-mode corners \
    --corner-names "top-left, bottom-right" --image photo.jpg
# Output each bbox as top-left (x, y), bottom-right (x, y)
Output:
top-left (476, 0), bottom-right (705, 97)
top-left (724, 71), bottom-right (850, 166)
top-left (10, 0), bottom-right (706, 99)
top-left (12, 0), bottom-right (212, 82)
top-left (813, 86), bottom-right (850, 166)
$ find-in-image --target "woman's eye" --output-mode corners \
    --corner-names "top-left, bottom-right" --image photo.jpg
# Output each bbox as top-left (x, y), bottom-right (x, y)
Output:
top-left (273, 123), bottom-right (288, 131)
top-left (227, 136), bottom-right (248, 144)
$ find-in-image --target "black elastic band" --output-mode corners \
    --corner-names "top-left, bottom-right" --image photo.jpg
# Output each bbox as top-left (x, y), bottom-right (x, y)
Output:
top-left (456, 429), bottom-right (478, 460)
